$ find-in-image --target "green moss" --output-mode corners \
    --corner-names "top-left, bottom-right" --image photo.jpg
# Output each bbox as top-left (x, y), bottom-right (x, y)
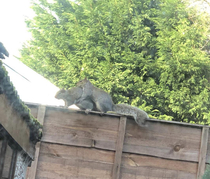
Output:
top-left (0, 61), bottom-right (42, 144)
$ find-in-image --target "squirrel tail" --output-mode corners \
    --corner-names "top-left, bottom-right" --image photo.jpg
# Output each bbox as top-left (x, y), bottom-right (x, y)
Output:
top-left (113, 104), bottom-right (149, 127)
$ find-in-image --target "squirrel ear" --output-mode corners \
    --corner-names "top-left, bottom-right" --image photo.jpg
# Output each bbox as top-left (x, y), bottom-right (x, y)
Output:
top-left (60, 88), bottom-right (65, 92)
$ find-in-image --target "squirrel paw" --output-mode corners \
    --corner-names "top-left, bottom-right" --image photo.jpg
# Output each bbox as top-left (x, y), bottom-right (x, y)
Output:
top-left (85, 109), bottom-right (91, 114)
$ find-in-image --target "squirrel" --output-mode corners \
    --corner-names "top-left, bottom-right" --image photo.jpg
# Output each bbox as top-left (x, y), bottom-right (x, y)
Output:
top-left (76, 78), bottom-right (114, 113)
top-left (71, 78), bottom-right (148, 126)
top-left (55, 83), bottom-right (148, 126)
top-left (55, 87), bottom-right (97, 111)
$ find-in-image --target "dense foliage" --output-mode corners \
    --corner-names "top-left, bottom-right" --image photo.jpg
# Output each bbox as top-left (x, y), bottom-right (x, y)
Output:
top-left (20, 0), bottom-right (210, 123)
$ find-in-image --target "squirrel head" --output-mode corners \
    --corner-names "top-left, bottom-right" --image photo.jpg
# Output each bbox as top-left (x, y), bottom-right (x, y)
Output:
top-left (55, 88), bottom-right (66, 99)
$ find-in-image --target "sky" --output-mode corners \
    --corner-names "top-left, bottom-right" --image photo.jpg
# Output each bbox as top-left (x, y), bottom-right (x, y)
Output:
top-left (0, 0), bottom-right (65, 106)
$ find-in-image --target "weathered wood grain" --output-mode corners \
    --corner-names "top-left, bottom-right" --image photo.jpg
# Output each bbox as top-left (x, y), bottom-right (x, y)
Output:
top-left (38, 107), bottom-right (204, 163)
top-left (121, 153), bottom-right (197, 179)
top-left (41, 108), bottom-right (119, 150)
top-left (112, 117), bottom-right (126, 179)
top-left (24, 104), bottom-right (210, 179)
top-left (0, 95), bottom-right (34, 158)
top-left (44, 108), bottom-right (119, 131)
top-left (28, 105), bottom-right (46, 179)
top-left (36, 143), bottom-right (114, 179)
top-left (197, 127), bottom-right (209, 179)
top-left (124, 119), bottom-right (202, 162)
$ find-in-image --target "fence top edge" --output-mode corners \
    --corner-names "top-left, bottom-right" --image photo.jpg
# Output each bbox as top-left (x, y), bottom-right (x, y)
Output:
top-left (24, 102), bottom-right (209, 128)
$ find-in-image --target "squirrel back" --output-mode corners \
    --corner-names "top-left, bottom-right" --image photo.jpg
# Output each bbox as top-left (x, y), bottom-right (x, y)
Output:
top-left (77, 78), bottom-right (114, 112)
top-left (77, 78), bottom-right (94, 97)
top-left (113, 104), bottom-right (148, 127)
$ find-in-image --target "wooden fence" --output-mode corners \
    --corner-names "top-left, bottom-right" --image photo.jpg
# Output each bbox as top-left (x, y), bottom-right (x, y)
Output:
top-left (25, 103), bottom-right (210, 179)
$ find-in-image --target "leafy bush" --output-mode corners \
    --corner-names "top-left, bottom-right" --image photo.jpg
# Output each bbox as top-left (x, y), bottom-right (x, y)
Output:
top-left (20, 0), bottom-right (210, 123)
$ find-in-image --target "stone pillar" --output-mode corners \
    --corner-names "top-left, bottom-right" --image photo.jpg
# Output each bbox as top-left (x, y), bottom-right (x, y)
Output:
top-left (14, 152), bottom-right (30, 179)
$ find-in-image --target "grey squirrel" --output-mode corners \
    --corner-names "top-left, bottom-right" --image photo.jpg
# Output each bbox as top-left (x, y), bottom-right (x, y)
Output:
top-left (76, 78), bottom-right (148, 126)
top-left (55, 79), bottom-right (149, 126)
top-left (55, 87), bottom-right (97, 111)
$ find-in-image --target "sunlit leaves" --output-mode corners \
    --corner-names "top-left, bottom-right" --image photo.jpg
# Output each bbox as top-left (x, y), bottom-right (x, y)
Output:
top-left (20, 0), bottom-right (210, 124)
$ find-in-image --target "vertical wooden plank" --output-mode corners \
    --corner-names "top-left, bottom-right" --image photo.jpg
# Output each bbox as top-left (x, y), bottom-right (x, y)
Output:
top-left (112, 116), bottom-right (127, 179)
top-left (36, 105), bottom-right (46, 126)
top-left (197, 127), bottom-right (209, 179)
top-left (28, 105), bottom-right (46, 179)
top-left (0, 139), bottom-right (8, 178)
top-left (8, 150), bottom-right (17, 179)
